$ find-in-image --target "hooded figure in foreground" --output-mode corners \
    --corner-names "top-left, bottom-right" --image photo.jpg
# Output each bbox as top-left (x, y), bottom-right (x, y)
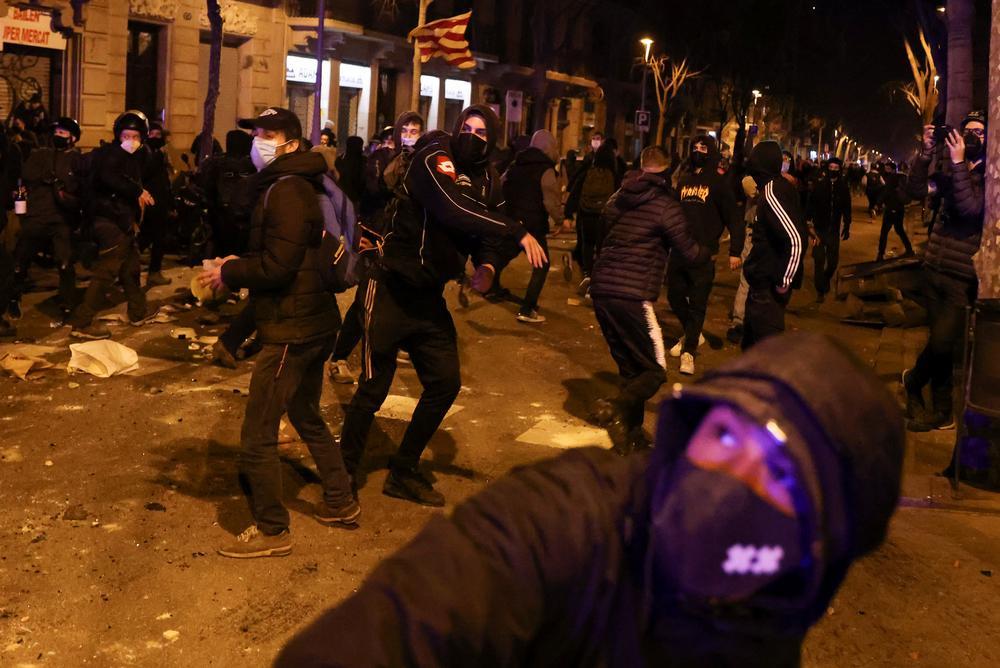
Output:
top-left (277, 332), bottom-right (904, 667)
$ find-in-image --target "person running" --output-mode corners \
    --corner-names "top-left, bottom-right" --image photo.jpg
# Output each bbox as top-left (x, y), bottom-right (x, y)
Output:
top-left (589, 146), bottom-right (703, 454)
top-left (875, 161), bottom-right (913, 261)
top-left (564, 144), bottom-right (619, 296)
top-left (338, 105), bottom-right (546, 507)
top-left (864, 162), bottom-right (884, 220)
top-left (68, 110), bottom-right (159, 339)
top-left (667, 134), bottom-right (743, 375)
top-left (501, 129), bottom-right (563, 323)
top-left (807, 156), bottom-right (852, 302)
top-left (200, 107), bottom-right (356, 558)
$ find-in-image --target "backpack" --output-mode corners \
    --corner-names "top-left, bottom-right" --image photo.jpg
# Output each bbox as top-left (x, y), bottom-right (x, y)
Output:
top-left (579, 167), bottom-right (615, 214)
top-left (263, 174), bottom-right (363, 293)
top-left (215, 155), bottom-right (255, 220)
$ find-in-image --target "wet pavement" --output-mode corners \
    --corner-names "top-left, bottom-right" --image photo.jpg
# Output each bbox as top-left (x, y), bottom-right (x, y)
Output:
top-left (1, 199), bottom-right (998, 666)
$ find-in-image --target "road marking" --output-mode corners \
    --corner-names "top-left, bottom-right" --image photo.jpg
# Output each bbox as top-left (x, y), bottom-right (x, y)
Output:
top-left (516, 417), bottom-right (612, 450)
top-left (376, 394), bottom-right (463, 421)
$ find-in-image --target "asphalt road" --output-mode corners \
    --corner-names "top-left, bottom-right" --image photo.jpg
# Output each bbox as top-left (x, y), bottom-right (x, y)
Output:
top-left (1, 199), bottom-right (997, 666)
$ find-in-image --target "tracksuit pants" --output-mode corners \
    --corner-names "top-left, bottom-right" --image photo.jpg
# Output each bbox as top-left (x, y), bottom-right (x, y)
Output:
top-left (666, 259), bottom-right (715, 355)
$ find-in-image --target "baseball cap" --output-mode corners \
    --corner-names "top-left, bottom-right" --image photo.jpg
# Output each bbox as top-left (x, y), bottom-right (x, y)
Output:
top-left (238, 107), bottom-right (302, 140)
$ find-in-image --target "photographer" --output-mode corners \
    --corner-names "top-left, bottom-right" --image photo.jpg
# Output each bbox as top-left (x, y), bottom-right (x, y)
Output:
top-left (904, 111), bottom-right (986, 431)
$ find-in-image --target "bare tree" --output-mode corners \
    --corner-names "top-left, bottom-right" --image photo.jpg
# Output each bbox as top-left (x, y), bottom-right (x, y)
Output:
top-left (198, 0), bottom-right (223, 164)
top-left (901, 29), bottom-right (939, 125)
top-left (649, 56), bottom-right (703, 146)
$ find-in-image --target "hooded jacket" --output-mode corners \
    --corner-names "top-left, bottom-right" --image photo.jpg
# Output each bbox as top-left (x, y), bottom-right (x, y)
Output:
top-left (807, 170), bottom-right (852, 236)
top-left (675, 134), bottom-right (744, 262)
top-left (743, 141), bottom-right (807, 291)
top-left (590, 170), bottom-right (703, 302)
top-left (502, 130), bottom-right (562, 238)
top-left (381, 105), bottom-right (526, 291)
top-left (221, 150), bottom-right (340, 344)
top-left (907, 150), bottom-right (984, 282)
top-left (276, 332), bottom-right (903, 668)
top-left (20, 145), bottom-right (81, 223)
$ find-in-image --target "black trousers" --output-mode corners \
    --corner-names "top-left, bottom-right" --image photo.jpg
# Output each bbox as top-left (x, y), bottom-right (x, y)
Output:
top-left (15, 217), bottom-right (75, 305)
top-left (340, 277), bottom-right (461, 476)
top-left (877, 207), bottom-right (912, 259)
top-left (219, 301), bottom-right (257, 356)
top-left (332, 285), bottom-right (365, 361)
top-left (593, 296), bottom-right (667, 430)
top-left (742, 287), bottom-right (788, 350)
top-left (0, 242), bottom-right (15, 314)
top-left (520, 235), bottom-right (550, 313)
top-left (239, 337), bottom-right (352, 535)
top-left (812, 228), bottom-right (840, 296)
top-left (69, 220), bottom-right (146, 327)
top-left (909, 268), bottom-right (975, 405)
top-left (138, 205), bottom-right (170, 273)
top-left (575, 212), bottom-right (605, 277)
top-left (666, 259), bottom-right (715, 354)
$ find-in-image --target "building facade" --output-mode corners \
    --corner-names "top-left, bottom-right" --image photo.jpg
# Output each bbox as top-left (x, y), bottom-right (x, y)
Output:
top-left (0, 0), bottom-right (640, 157)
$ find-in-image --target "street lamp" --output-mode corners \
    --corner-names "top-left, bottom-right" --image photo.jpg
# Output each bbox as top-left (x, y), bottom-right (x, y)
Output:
top-left (638, 37), bottom-right (653, 149)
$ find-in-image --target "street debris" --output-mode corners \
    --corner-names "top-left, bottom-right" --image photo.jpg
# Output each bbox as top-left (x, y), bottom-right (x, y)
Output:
top-left (67, 341), bottom-right (139, 377)
top-left (162, 629), bottom-right (180, 642)
top-left (1, 351), bottom-right (54, 380)
top-left (144, 502), bottom-right (167, 512)
top-left (170, 327), bottom-right (197, 340)
top-left (62, 505), bottom-right (88, 521)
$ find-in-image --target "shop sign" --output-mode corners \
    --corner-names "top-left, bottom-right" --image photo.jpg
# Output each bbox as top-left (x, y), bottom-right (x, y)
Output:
top-left (287, 55), bottom-right (318, 84)
top-left (0, 8), bottom-right (67, 51)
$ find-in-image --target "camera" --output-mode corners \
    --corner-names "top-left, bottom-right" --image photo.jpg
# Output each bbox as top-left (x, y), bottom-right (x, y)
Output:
top-left (933, 124), bottom-right (953, 143)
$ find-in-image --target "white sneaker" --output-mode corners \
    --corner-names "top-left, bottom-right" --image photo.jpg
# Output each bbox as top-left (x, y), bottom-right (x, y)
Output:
top-left (679, 352), bottom-right (695, 375)
top-left (328, 359), bottom-right (356, 384)
top-left (669, 333), bottom-right (705, 357)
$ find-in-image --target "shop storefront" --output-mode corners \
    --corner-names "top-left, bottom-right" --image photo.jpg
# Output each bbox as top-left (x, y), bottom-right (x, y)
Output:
top-left (0, 7), bottom-right (70, 125)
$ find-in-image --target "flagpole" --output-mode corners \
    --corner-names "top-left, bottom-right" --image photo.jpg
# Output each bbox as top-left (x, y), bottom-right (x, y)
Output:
top-left (410, 0), bottom-right (434, 111)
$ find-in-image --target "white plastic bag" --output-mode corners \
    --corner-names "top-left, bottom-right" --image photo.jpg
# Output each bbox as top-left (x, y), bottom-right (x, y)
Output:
top-left (67, 341), bottom-right (139, 377)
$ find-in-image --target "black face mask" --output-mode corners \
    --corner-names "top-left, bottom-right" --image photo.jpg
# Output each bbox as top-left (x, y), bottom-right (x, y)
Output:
top-left (147, 137), bottom-right (166, 150)
top-left (52, 135), bottom-right (71, 150)
top-left (453, 132), bottom-right (488, 167)
top-left (964, 132), bottom-right (984, 161)
top-left (828, 170), bottom-right (840, 180)
top-left (690, 151), bottom-right (708, 168)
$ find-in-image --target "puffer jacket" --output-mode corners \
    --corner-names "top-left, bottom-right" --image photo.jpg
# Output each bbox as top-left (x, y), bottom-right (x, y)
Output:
top-left (590, 171), bottom-right (702, 302)
top-left (221, 150), bottom-right (339, 345)
top-left (92, 143), bottom-right (145, 229)
top-left (907, 153), bottom-right (984, 281)
top-left (275, 332), bottom-right (904, 668)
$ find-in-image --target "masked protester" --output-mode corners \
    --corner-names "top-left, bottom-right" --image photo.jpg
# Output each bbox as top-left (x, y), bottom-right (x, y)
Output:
top-left (903, 111), bottom-right (987, 435)
top-left (338, 105), bottom-right (546, 507)
top-left (741, 141), bottom-right (807, 350)
top-left (68, 110), bottom-right (158, 339)
top-left (137, 122), bottom-right (175, 287)
top-left (590, 146), bottom-right (704, 454)
top-left (807, 156), bottom-right (852, 302)
top-left (277, 332), bottom-right (904, 668)
top-left (864, 162), bottom-right (885, 219)
top-left (874, 160), bottom-right (913, 261)
top-left (329, 111), bottom-right (425, 385)
top-left (563, 145), bottom-right (620, 295)
top-left (199, 107), bottom-right (354, 558)
top-left (335, 136), bottom-right (367, 204)
top-left (13, 117), bottom-right (83, 314)
top-left (667, 135), bottom-right (743, 375)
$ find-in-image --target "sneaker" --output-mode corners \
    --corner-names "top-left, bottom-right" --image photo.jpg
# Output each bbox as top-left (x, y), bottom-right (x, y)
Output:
top-left (679, 352), bottom-right (695, 375)
top-left (146, 271), bottom-right (171, 288)
top-left (906, 415), bottom-right (956, 433)
top-left (314, 499), bottom-right (361, 527)
top-left (217, 525), bottom-right (291, 559)
top-left (470, 264), bottom-right (496, 294)
top-left (383, 467), bottom-right (445, 507)
top-left (606, 416), bottom-right (633, 456)
top-left (562, 255), bottom-right (573, 283)
top-left (211, 340), bottom-right (238, 369)
top-left (71, 322), bottom-right (112, 340)
top-left (901, 368), bottom-right (924, 419)
top-left (592, 398), bottom-right (617, 425)
top-left (670, 333), bottom-right (705, 357)
top-left (129, 307), bottom-right (160, 327)
top-left (328, 359), bottom-right (357, 384)
top-left (726, 325), bottom-right (743, 345)
top-left (516, 309), bottom-right (546, 324)
top-left (577, 276), bottom-right (591, 297)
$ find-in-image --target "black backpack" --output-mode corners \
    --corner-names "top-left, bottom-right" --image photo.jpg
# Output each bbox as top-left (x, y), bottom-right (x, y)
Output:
top-left (579, 167), bottom-right (616, 214)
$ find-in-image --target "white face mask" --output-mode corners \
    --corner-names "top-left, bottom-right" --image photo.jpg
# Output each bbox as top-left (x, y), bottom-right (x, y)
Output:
top-left (781, 161), bottom-right (791, 173)
top-left (120, 139), bottom-right (140, 154)
top-left (401, 136), bottom-right (418, 150)
top-left (251, 137), bottom-right (292, 171)
top-left (591, 139), bottom-right (601, 150)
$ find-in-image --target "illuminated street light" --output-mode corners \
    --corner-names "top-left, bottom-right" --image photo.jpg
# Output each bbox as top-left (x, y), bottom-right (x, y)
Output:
top-left (752, 89), bottom-right (762, 100)
top-left (640, 37), bottom-right (653, 63)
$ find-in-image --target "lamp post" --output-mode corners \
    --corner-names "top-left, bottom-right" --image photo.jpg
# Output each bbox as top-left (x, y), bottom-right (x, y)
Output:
top-left (639, 37), bottom-right (653, 149)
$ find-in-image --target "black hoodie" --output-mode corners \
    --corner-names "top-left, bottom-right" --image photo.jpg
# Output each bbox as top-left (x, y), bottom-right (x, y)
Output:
top-left (590, 170), bottom-right (703, 302)
top-left (743, 141), bottom-right (807, 291)
top-left (221, 150), bottom-right (340, 344)
top-left (276, 332), bottom-right (904, 668)
top-left (676, 135), bottom-right (744, 262)
top-left (381, 107), bottom-right (525, 291)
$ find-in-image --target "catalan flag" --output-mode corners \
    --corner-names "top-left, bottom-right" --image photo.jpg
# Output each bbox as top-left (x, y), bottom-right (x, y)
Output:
top-left (408, 11), bottom-right (475, 70)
